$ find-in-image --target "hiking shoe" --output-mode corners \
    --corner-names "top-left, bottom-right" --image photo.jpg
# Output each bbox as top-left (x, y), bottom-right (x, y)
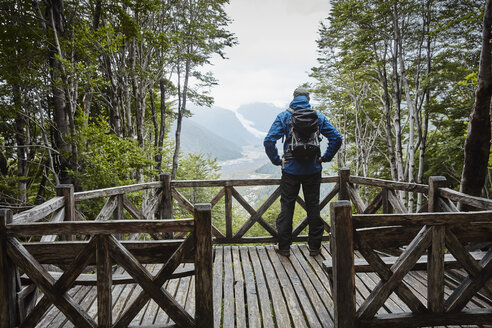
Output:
top-left (309, 248), bottom-right (321, 256)
top-left (274, 245), bottom-right (290, 257)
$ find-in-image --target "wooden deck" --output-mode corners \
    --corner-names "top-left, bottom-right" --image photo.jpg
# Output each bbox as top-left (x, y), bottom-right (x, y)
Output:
top-left (35, 244), bottom-right (491, 328)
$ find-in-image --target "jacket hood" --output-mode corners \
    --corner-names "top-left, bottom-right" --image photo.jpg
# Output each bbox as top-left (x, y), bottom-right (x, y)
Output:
top-left (289, 96), bottom-right (311, 110)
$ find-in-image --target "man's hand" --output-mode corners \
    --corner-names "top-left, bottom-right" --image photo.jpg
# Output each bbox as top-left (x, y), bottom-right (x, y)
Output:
top-left (317, 157), bottom-right (323, 163)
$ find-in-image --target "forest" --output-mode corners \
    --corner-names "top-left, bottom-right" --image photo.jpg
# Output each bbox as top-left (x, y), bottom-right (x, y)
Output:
top-left (0, 0), bottom-right (491, 217)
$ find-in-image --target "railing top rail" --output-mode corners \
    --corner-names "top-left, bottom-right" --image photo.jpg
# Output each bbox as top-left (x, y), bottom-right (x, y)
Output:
top-left (439, 187), bottom-right (492, 210)
top-left (6, 219), bottom-right (194, 236)
top-left (349, 176), bottom-right (429, 193)
top-left (171, 176), bottom-right (339, 188)
top-left (353, 210), bottom-right (492, 228)
top-left (74, 181), bottom-right (162, 201)
top-left (12, 196), bottom-right (64, 224)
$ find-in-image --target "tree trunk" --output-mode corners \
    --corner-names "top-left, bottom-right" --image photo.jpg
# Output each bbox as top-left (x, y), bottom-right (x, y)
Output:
top-left (14, 84), bottom-right (28, 203)
top-left (459, 0), bottom-right (492, 209)
top-left (172, 59), bottom-right (190, 179)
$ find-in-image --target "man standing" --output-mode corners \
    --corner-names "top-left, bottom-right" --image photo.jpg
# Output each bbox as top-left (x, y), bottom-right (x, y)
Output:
top-left (264, 87), bottom-right (342, 256)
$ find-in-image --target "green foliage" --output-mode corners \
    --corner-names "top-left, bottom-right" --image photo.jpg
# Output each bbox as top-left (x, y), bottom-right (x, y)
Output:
top-left (68, 118), bottom-right (155, 190)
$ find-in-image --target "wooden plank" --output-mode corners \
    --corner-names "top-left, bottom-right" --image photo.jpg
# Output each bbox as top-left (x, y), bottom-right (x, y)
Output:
top-left (74, 182), bottom-right (162, 202)
top-left (363, 190), bottom-right (383, 214)
top-left (122, 196), bottom-right (145, 220)
top-left (193, 204), bottom-right (213, 328)
top-left (248, 246), bottom-right (275, 328)
top-left (160, 173), bottom-right (173, 220)
top-left (12, 196), bottom-right (65, 224)
top-left (212, 247), bottom-right (223, 328)
top-left (154, 277), bottom-right (177, 325)
top-left (105, 235), bottom-right (195, 327)
top-left (7, 219), bottom-right (194, 237)
top-left (357, 227), bottom-right (432, 320)
top-left (439, 187), bottom-right (492, 210)
top-left (171, 188), bottom-right (194, 215)
top-left (292, 246), bottom-right (334, 323)
top-left (266, 245), bottom-right (312, 327)
top-left (113, 235), bottom-right (193, 328)
top-left (445, 249), bottom-right (492, 312)
top-left (349, 176), bottom-right (429, 193)
top-left (222, 246), bottom-right (235, 328)
top-left (96, 195), bottom-right (118, 221)
top-left (97, 236), bottom-right (112, 327)
top-left (210, 187), bottom-right (225, 208)
top-left (358, 308), bottom-right (492, 328)
top-left (348, 183), bottom-right (366, 214)
top-left (330, 200), bottom-right (356, 328)
top-left (168, 267), bottom-right (193, 326)
top-left (323, 252), bottom-right (486, 274)
top-left (256, 246), bottom-right (291, 328)
top-left (427, 225), bottom-right (445, 312)
top-left (22, 240), bottom-right (194, 266)
top-left (232, 247), bottom-right (246, 328)
top-left (382, 188), bottom-right (391, 214)
top-left (233, 186), bottom-right (281, 239)
top-left (352, 211), bottom-right (492, 228)
top-left (225, 187), bottom-right (233, 238)
top-left (288, 245), bottom-right (332, 327)
top-left (6, 238), bottom-right (97, 328)
top-left (387, 190), bottom-right (406, 213)
top-left (239, 246), bottom-right (261, 328)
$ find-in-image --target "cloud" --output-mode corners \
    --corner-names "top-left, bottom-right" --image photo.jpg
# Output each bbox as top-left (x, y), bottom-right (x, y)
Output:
top-left (204, 0), bottom-right (331, 110)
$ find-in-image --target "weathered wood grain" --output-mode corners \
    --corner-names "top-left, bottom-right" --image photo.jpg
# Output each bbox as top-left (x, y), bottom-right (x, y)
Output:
top-left (358, 308), bottom-right (492, 327)
top-left (74, 182), bottom-right (162, 202)
top-left (12, 197), bottom-right (65, 224)
top-left (352, 211), bottom-right (492, 228)
top-left (97, 236), bottom-right (112, 327)
top-left (193, 204), bottom-right (213, 328)
top-left (22, 240), bottom-right (194, 266)
top-left (330, 201), bottom-right (356, 328)
top-left (95, 195), bottom-right (118, 221)
top-left (0, 209), bottom-right (16, 328)
top-left (160, 173), bottom-right (173, 220)
top-left (225, 187), bottom-right (233, 238)
top-left (239, 246), bottom-right (261, 328)
top-left (212, 247), bottom-right (223, 328)
top-left (427, 225), bottom-right (445, 313)
top-left (122, 196), bottom-right (145, 220)
top-left (348, 183), bottom-right (366, 214)
top-left (232, 247), bottom-right (246, 328)
top-left (248, 246), bottom-right (275, 328)
top-left (7, 219), bottom-right (194, 236)
top-left (338, 168), bottom-right (350, 201)
top-left (171, 188), bottom-right (194, 215)
top-left (363, 191), bottom-right (383, 214)
top-left (349, 176), bottom-right (429, 193)
top-left (439, 187), bottom-right (492, 210)
top-left (222, 246), bottom-right (234, 327)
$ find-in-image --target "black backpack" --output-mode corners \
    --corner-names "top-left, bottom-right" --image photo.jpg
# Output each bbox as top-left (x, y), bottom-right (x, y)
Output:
top-left (285, 108), bottom-right (321, 161)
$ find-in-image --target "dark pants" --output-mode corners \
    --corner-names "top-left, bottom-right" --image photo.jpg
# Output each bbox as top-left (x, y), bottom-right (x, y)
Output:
top-left (276, 171), bottom-right (324, 250)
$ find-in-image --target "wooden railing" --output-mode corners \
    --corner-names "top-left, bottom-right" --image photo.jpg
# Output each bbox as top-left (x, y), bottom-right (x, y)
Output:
top-left (328, 176), bottom-right (492, 327)
top-left (0, 204), bottom-right (213, 328)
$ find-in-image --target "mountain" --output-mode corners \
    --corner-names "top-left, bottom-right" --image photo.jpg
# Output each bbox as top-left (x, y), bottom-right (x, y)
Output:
top-left (188, 105), bottom-right (260, 146)
top-left (236, 102), bottom-right (284, 133)
top-left (176, 119), bottom-right (243, 161)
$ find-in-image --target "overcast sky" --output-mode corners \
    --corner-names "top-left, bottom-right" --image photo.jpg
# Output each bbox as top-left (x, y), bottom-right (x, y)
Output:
top-left (205, 0), bottom-right (331, 110)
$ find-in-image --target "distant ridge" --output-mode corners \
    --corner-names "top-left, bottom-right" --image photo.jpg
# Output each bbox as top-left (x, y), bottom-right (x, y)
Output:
top-left (189, 105), bottom-right (260, 146)
top-left (237, 102), bottom-right (283, 133)
top-left (175, 119), bottom-right (243, 161)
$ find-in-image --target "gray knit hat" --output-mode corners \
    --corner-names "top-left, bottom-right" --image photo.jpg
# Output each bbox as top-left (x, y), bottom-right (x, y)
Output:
top-left (293, 87), bottom-right (310, 98)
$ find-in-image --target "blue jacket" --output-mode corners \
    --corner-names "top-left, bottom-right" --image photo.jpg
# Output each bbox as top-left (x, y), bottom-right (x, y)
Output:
top-left (263, 96), bottom-right (342, 175)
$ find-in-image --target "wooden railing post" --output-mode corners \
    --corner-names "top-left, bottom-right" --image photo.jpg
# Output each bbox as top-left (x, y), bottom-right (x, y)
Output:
top-left (330, 200), bottom-right (355, 328)
top-left (56, 184), bottom-right (75, 241)
top-left (382, 188), bottom-right (393, 214)
top-left (225, 185), bottom-right (233, 239)
top-left (0, 209), bottom-right (17, 328)
top-left (97, 235), bottom-right (112, 327)
top-left (427, 176), bottom-right (447, 313)
top-left (339, 168), bottom-right (350, 201)
top-left (160, 173), bottom-right (173, 220)
top-left (194, 203), bottom-right (213, 327)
